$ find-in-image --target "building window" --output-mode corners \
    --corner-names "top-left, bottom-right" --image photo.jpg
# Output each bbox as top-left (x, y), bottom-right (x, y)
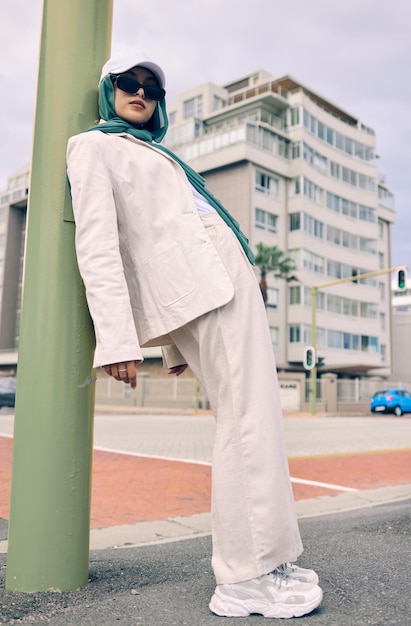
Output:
top-left (380, 344), bottom-right (386, 362)
top-left (168, 111), bottom-right (176, 125)
top-left (303, 177), bottom-right (323, 204)
top-left (302, 249), bottom-right (324, 274)
top-left (289, 212), bottom-right (301, 231)
top-left (336, 133), bottom-right (345, 151)
top-left (361, 335), bottom-right (379, 353)
top-left (303, 213), bottom-right (323, 238)
top-left (359, 237), bottom-right (376, 255)
top-left (325, 294), bottom-right (377, 318)
top-left (294, 177), bottom-right (301, 194)
top-left (326, 193), bottom-right (375, 223)
top-left (290, 107), bottom-right (300, 126)
top-left (303, 286), bottom-right (323, 309)
top-left (328, 330), bottom-right (342, 349)
top-left (360, 303), bottom-right (378, 319)
top-left (359, 205), bottom-right (376, 223)
top-left (267, 213), bottom-right (277, 232)
top-left (342, 166), bottom-right (354, 185)
top-left (255, 171), bottom-right (279, 196)
top-left (303, 142), bottom-right (327, 173)
top-left (183, 95), bottom-right (203, 119)
top-left (378, 187), bottom-right (395, 210)
top-left (303, 108), bottom-right (374, 160)
top-left (330, 161), bottom-right (340, 179)
top-left (318, 121), bottom-right (325, 140)
top-left (326, 226), bottom-right (377, 254)
top-left (327, 225), bottom-right (341, 246)
top-left (266, 288), bottom-right (279, 308)
top-left (289, 285), bottom-right (301, 305)
top-left (289, 324), bottom-right (301, 343)
top-left (327, 330), bottom-right (364, 350)
top-left (255, 208), bottom-right (277, 232)
top-left (317, 327), bottom-right (326, 348)
top-left (270, 326), bottom-right (279, 346)
top-left (380, 312), bottom-right (386, 331)
top-left (327, 294), bottom-right (342, 314)
top-left (255, 208), bottom-right (265, 229)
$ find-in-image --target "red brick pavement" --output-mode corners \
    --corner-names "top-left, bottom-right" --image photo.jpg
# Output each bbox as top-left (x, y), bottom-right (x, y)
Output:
top-left (0, 436), bottom-right (410, 530)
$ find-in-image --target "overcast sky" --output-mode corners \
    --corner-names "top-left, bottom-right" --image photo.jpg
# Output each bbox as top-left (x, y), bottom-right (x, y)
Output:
top-left (1, 0), bottom-right (410, 272)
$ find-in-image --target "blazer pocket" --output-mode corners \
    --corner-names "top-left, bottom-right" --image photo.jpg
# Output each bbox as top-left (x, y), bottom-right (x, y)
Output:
top-left (145, 243), bottom-right (196, 307)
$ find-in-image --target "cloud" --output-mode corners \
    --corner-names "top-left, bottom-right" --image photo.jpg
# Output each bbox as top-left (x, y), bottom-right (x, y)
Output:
top-left (0, 0), bottom-right (410, 271)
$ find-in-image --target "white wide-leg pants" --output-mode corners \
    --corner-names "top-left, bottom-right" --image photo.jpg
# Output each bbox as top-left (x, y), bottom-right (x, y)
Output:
top-left (170, 213), bottom-right (303, 584)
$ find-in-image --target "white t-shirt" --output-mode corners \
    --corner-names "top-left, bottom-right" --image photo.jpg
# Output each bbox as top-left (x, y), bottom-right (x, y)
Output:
top-left (190, 184), bottom-right (217, 214)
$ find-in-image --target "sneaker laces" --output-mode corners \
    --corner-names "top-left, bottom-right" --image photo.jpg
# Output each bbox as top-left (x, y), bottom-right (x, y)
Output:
top-left (268, 567), bottom-right (291, 588)
top-left (277, 562), bottom-right (295, 576)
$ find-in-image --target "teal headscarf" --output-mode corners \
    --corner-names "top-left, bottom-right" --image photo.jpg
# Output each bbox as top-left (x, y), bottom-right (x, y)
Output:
top-left (86, 74), bottom-right (255, 264)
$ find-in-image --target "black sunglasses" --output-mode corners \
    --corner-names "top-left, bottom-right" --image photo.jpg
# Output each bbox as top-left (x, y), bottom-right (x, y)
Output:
top-left (110, 75), bottom-right (166, 101)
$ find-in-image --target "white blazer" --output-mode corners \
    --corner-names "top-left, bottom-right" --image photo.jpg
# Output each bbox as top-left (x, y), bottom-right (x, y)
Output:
top-left (66, 131), bottom-right (234, 368)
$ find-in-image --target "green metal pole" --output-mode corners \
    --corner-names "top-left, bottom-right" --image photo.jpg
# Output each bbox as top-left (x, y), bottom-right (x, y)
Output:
top-left (309, 287), bottom-right (318, 416)
top-left (6, 0), bottom-right (113, 592)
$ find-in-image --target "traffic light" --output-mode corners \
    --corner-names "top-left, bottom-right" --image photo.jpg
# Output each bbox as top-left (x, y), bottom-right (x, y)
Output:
top-left (397, 267), bottom-right (407, 291)
top-left (303, 346), bottom-right (316, 370)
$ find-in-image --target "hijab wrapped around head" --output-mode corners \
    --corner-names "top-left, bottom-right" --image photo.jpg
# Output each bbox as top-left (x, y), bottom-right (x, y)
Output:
top-left (93, 50), bottom-right (168, 143)
top-left (86, 50), bottom-right (255, 264)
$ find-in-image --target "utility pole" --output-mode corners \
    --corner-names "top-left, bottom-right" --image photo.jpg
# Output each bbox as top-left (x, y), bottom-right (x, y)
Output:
top-left (6, 0), bottom-right (113, 592)
top-left (308, 266), bottom-right (407, 416)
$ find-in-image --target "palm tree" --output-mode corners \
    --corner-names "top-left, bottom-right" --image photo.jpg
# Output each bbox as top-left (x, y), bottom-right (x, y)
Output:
top-left (254, 243), bottom-right (297, 304)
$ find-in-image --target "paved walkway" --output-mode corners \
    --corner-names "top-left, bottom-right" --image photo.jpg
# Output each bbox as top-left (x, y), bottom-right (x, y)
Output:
top-left (0, 411), bottom-right (410, 551)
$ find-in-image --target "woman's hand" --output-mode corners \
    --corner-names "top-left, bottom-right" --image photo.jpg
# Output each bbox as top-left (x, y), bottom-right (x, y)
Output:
top-left (103, 360), bottom-right (139, 389)
top-left (168, 364), bottom-right (188, 377)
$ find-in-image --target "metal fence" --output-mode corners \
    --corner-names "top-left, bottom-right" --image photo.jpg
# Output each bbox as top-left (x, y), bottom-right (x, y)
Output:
top-left (96, 373), bottom-right (411, 413)
top-left (304, 377), bottom-right (411, 414)
top-left (95, 375), bottom-right (208, 410)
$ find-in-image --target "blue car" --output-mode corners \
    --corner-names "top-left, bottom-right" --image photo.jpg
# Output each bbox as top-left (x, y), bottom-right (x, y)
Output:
top-left (0, 377), bottom-right (16, 409)
top-left (370, 388), bottom-right (411, 417)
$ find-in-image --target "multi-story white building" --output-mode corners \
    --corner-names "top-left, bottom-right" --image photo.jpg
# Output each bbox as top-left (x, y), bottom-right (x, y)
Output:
top-left (0, 164), bottom-right (28, 368)
top-left (391, 277), bottom-right (411, 383)
top-left (166, 70), bottom-right (396, 378)
top-left (0, 70), bottom-right (398, 383)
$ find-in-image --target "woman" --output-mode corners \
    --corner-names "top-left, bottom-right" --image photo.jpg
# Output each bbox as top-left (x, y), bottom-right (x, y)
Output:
top-left (67, 50), bottom-right (323, 619)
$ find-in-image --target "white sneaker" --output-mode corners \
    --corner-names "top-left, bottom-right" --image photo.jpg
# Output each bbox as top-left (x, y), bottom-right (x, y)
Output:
top-left (209, 570), bottom-right (323, 618)
top-left (276, 562), bottom-right (319, 585)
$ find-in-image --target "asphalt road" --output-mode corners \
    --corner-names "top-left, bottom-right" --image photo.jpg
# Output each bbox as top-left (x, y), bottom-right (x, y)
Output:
top-left (0, 499), bottom-right (409, 625)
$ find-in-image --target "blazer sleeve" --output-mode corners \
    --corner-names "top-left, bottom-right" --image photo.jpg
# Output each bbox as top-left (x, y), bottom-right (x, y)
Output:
top-left (67, 133), bottom-right (143, 367)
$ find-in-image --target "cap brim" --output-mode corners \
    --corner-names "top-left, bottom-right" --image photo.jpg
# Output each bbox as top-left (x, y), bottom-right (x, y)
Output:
top-left (100, 55), bottom-right (166, 89)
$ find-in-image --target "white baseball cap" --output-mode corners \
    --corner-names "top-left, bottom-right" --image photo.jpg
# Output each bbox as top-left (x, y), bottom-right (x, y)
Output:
top-left (100, 50), bottom-right (166, 89)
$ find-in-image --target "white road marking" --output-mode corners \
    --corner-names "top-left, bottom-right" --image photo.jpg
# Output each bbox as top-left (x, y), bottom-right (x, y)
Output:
top-left (290, 476), bottom-right (358, 492)
top-left (93, 445), bottom-right (358, 492)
